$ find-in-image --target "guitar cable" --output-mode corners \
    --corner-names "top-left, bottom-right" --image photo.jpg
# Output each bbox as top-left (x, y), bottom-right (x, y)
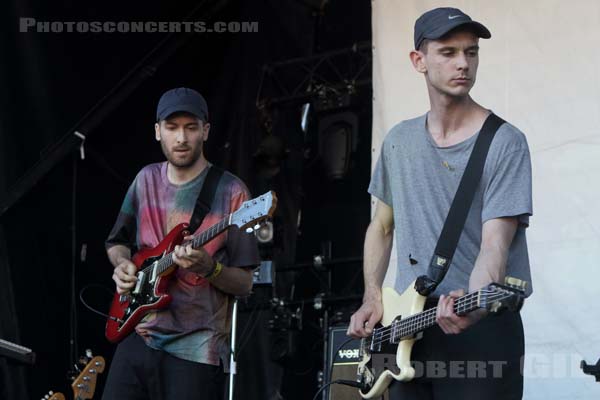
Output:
top-left (79, 284), bottom-right (124, 323)
top-left (311, 379), bottom-right (362, 400)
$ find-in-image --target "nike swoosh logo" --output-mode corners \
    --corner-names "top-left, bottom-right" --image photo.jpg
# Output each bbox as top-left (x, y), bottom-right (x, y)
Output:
top-left (448, 15), bottom-right (462, 20)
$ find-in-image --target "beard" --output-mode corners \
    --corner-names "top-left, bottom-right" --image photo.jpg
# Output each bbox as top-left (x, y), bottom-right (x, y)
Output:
top-left (161, 140), bottom-right (204, 168)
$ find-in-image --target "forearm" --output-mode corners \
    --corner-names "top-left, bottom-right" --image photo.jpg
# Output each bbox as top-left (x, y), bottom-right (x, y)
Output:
top-left (363, 220), bottom-right (394, 302)
top-left (107, 245), bottom-right (132, 268)
top-left (208, 265), bottom-right (254, 296)
top-left (469, 217), bottom-right (517, 292)
top-left (469, 244), bottom-right (509, 292)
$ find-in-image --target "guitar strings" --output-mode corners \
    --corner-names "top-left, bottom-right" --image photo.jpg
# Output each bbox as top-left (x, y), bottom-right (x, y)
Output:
top-left (134, 193), bottom-right (271, 279)
top-left (365, 292), bottom-right (508, 346)
top-left (139, 217), bottom-right (230, 276)
top-left (364, 292), bottom-right (509, 347)
top-left (363, 291), bottom-right (510, 348)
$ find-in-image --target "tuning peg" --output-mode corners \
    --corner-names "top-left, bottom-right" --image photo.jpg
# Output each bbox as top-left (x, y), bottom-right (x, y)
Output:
top-left (504, 276), bottom-right (527, 291)
top-left (245, 227), bottom-right (253, 233)
top-left (254, 224), bottom-right (261, 230)
top-left (85, 349), bottom-right (93, 358)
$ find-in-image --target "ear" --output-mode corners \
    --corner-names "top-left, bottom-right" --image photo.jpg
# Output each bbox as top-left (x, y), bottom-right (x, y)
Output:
top-left (409, 50), bottom-right (427, 74)
top-left (202, 122), bottom-right (210, 142)
top-left (155, 122), bottom-right (161, 141)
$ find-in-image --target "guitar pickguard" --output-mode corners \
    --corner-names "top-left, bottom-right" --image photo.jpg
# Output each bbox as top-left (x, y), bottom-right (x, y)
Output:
top-left (118, 256), bottom-right (163, 327)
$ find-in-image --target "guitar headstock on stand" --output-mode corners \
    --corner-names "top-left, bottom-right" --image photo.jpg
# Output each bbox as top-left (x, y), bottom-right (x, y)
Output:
top-left (70, 350), bottom-right (106, 399)
top-left (41, 391), bottom-right (65, 400)
top-left (41, 350), bottom-right (105, 400)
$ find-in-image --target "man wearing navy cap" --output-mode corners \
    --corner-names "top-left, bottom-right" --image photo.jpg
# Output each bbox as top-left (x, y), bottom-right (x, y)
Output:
top-left (102, 88), bottom-right (259, 399)
top-left (349, 7), bottom-right (532, 399)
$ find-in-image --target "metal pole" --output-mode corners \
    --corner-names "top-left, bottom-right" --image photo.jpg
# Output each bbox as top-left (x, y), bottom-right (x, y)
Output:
top-left (228, 298), bottom-right (238, 400)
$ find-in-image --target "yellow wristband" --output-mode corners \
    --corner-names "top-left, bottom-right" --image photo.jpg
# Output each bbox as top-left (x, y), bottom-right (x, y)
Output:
top-left (205, 261), bottom-right (223, 282)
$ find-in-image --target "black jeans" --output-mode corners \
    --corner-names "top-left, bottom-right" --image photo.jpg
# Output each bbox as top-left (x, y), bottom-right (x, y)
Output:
top-left (101, 334), bottom-right (225, 400)
top-left (388, 310), bottom-right (524, 400)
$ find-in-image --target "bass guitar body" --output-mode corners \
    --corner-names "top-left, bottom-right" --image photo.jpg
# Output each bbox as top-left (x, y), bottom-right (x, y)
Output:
top-left (357, 283), bottom-right (425, 398)
top-left (356, 277), bottom-right (527, 399)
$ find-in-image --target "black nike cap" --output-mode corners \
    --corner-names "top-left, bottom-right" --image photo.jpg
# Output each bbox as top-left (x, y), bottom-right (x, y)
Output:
top-left (414, 7), bottom-right (491, 50)
top-left (156, 87), bottom-right (209, 122)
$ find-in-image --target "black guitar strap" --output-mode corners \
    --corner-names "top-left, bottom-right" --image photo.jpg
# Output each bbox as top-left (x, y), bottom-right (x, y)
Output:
top-left (188, 165), bottom-right (224, 233)
top-left (416, 113), bottom-right (505, 296)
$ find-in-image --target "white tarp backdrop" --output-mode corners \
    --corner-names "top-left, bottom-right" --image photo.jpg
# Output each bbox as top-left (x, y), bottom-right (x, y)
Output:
top-left (371, 1), bottom-right (600, 399)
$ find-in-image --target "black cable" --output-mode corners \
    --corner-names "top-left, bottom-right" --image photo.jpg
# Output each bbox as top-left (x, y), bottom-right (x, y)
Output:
top-left (79, 284), bottom-right (123, 323)
top-left (312, 381), bottom-right (336, 400)
top-left (311, 379), bottom-right (361, 400)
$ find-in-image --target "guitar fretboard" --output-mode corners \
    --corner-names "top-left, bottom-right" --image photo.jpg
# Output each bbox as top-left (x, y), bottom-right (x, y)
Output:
top-left (141, 216), bottom-right (231, 277)
top-left (366, 291), bottom-right (482, 350)
top-left (389, 291), bottom-right (479, 342)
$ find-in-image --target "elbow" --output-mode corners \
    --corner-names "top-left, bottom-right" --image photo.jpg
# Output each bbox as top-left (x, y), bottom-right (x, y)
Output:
top-left (237, 272), bottom-right (254, 296)
top-left (367, 219), bottom-right (394, 243)
top-left (241, 280), bottom-right (254, 296)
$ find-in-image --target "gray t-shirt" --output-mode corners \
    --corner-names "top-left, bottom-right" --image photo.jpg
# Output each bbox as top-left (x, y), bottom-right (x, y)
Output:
top-left (369, 113), bottom-right (533, 297)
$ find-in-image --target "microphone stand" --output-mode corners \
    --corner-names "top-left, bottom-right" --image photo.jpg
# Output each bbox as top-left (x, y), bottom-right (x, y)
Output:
top-left (228, 298), bottom-right (239, 400)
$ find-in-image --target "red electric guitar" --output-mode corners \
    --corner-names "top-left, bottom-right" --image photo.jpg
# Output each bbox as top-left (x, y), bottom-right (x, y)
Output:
top-left (105, 191), bottom-right (277, 343)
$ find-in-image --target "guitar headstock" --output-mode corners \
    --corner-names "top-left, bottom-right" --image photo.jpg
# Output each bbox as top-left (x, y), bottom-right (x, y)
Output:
top-left (231, 191), bottom-right (277, 232)
top-left (71, 353), bottom-right (106, 399)
top-left (479, 276), bottom-right (528, 314)
top-left (41, 391), bottom-right (65, 400)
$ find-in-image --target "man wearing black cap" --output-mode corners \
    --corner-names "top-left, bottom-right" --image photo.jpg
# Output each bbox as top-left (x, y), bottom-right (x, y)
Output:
top-left (102, 87), bottom-right (259, 399)
top-left (349, 7), bottom-right (532, 400)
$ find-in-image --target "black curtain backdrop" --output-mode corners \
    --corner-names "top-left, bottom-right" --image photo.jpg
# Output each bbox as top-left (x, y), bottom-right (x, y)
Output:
top-left (0, 1), bottom-right (371, 399)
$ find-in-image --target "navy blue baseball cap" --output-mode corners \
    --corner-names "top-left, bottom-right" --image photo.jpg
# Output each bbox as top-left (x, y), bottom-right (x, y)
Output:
top-left (414, 7), bottom-right (491, 50)
top-left (156, 87), bottom-right (209, 121)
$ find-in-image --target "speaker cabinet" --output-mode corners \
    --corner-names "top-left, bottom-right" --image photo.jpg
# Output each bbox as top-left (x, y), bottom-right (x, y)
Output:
top-left (326, 326), bottom-right (388, 400)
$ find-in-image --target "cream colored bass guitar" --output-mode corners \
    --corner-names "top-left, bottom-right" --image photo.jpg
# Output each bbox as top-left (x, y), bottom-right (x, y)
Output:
top-left (356, 277), bottom-right (527, 399)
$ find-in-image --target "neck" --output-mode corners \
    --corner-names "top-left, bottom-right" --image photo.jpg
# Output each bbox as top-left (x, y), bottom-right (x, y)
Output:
top-left (167, 155), bottom-right (209, 185)
top-left (426, 90), bottom-right (487, 141)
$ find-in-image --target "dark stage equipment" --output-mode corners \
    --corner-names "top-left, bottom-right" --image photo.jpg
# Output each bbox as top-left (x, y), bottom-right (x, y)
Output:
top-left (581, 359), bottom-right (600, 382)
top-left (318, 111), bottom-right (358, 180)
top-left (256, 220), bottom-right (275, 244)
top-left (0, 338), bottom-right (35, 365)
top-left (253, 260), bottom-right (274, 286)
top-left (324, 326), bottom-right (365, 400)
top-left (254, 42), bottom-right (371, 181)
top-left (255, 41), bottom-right (371, 109)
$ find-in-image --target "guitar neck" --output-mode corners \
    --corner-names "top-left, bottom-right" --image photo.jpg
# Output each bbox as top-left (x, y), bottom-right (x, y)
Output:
top-left (154, 215), bottom-right (231, 276)
top-left (389, 291), bottom-right (480, 342)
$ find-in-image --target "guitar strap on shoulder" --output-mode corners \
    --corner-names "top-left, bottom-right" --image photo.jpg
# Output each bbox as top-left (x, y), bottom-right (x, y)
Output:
top-left (187, 165), bottom-right (224, 234)
top-left (416, 113), bottom-right (505, 296)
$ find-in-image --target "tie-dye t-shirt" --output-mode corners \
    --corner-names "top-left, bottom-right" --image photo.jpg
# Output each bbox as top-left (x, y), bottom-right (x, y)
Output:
top-left (106, 162), bottom-right (259, 367)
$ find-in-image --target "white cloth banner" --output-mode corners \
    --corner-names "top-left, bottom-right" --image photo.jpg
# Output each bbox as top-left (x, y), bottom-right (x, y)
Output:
top-left (372, 1), bottom-right (600, 399)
